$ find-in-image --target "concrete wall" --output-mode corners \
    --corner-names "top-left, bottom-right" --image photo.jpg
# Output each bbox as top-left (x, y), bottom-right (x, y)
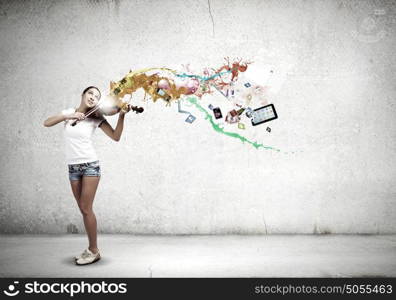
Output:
top-left (0, 0), bottom-right (395, 234)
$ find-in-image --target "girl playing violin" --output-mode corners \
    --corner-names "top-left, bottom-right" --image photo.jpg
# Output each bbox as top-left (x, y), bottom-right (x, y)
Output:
top-left (43, 86), bottom-right (132, 265)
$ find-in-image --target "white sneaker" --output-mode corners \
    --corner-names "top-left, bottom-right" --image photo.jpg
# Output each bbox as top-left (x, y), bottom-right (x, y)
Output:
top-left (74, 249), bottom-right (89, 261)
top-left (75, 248), bottom-right (101, 265)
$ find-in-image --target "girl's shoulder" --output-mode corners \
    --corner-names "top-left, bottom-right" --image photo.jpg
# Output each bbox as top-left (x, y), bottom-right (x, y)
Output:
top-left (61, 108), bottom-right (76, 124)
top-left (61, 107), bottom-right (76, 116)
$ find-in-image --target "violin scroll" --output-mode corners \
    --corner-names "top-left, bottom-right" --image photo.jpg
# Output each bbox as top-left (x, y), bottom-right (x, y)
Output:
top-left (130, 105), bottom-right (144, 114)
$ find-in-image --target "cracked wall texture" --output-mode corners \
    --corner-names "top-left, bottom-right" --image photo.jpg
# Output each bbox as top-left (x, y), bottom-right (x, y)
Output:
top-left (0, 0), bottom-right (395, 234)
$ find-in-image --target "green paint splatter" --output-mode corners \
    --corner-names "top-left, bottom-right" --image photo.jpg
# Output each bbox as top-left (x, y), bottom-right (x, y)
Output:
top-left (185, 97), bottom-right (281, 152)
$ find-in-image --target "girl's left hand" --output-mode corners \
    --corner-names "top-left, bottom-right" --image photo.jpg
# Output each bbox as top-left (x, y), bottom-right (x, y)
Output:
top-left (120, 104), bottom-right (132, 115)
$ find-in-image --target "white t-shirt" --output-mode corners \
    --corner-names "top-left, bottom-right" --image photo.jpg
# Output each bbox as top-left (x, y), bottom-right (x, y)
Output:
top-left (61, 108), bottom-right (106, 165)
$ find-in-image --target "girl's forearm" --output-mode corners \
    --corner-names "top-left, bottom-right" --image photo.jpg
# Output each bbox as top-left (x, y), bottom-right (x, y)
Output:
top-left (113, 113), bottom-right (125, 141)
top-left (44, 114), bottom-right (66, 127)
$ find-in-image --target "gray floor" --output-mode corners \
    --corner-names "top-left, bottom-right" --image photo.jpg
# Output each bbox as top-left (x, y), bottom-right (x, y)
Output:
top-left (0, 235), bottom-right (395, 277)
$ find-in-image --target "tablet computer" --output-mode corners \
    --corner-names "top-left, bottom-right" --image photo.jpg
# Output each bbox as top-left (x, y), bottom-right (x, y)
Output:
top-left (251, 104), bottom-right (278, 126)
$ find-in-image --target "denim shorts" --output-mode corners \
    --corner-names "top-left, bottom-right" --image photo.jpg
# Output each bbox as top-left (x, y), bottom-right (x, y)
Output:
top-left (68, 160), bottom-right (101, 181)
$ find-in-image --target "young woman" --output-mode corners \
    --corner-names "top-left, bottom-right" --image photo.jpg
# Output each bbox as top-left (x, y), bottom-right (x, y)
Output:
top-left (43, 86), bottom-right (131, 265)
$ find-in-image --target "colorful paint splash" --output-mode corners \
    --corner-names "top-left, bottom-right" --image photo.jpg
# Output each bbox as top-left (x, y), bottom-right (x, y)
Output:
top-left (107, 58), bottom-right (279, 151)
top-left (109, 58), bottom-right (251, 105)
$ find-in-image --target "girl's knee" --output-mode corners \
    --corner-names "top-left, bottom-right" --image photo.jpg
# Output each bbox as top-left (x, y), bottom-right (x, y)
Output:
top-left (79, 205), bottom-right (94, 216)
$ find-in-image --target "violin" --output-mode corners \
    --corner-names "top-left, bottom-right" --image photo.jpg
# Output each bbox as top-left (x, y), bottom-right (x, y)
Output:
top-left (71, 95), bottom-right (144, 126)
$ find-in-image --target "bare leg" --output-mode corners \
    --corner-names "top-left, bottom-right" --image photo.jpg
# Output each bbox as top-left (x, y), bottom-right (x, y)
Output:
top-left (79, 176), bottom-right (100, 253)
top-left (78, 176), bottom-right (100, 254)
top-left (70, 179), bottom-right (82, 205)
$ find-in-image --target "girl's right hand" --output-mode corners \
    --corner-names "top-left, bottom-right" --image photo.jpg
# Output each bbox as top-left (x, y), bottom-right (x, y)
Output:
top-left (66, 112), bottom-right (85, 121)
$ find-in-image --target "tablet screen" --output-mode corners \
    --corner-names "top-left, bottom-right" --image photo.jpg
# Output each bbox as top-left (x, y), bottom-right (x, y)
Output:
top-left (251, 104), bottom-right (278, 126)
